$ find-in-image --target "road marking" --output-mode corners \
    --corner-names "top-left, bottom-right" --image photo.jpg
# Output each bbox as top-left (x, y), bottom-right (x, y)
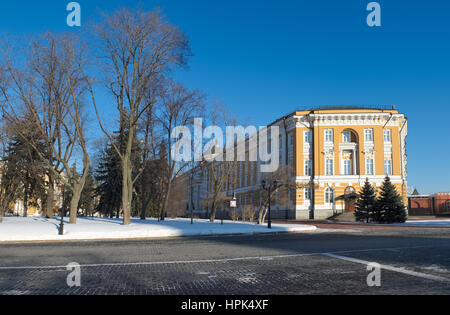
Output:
top-left (0, 245), bottom-right (448, 271)
top-left (323, 253), bottom-right (450, 283)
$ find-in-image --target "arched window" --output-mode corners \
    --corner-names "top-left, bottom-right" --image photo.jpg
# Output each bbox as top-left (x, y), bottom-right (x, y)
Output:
top-left (342, 130), bottom-right (358, 143)
top-left (325, 187), bottom-right (335, 204)
top-left (345, 186), bottom-right (356, 195)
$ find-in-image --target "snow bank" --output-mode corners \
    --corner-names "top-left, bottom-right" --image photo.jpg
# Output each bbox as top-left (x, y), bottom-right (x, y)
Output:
top-left (0, 217), bottom-right (317, 242)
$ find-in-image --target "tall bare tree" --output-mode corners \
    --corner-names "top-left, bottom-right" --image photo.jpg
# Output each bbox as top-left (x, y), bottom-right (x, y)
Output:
top-left (203, 105), bottom-right (238, 222)
top-left (156, 81), bottom-right (205, 220)
top-left (0, 33), bottom-right (91, 224)
top-left (91, 7), bottom-right (191, 225)
top-left (0, 120), bottom-right (13, 223)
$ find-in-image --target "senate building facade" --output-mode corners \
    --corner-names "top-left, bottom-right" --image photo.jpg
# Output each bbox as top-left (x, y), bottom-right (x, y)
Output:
top-left (189, 106), bottom-right (408, 221)
top-left (288, 106), bottom-right (408, 220)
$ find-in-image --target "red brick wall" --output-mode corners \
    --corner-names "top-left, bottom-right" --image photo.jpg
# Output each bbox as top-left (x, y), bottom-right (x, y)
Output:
top-left (433, 194), bottom-right (450, 215)
top-left (409, 197), bottom-right (432, 216)
top-left (409, 194), bottom-right (450, 216)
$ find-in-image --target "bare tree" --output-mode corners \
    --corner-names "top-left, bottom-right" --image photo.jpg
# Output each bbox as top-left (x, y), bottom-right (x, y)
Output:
top-left (156, 81), bottom-right (205, 220)
top-left (257, 165), bottom-right (298, 225)
top-left (203, 105), bottom-right (240, 222)
top-left (166, 172), bottom-right (189, 218)
top-left (91, 7), bottom-right (191, 225)
top-left (0, 33), bottom-right (91, 224)
top-left (0, 121), bottom-right (12, 223)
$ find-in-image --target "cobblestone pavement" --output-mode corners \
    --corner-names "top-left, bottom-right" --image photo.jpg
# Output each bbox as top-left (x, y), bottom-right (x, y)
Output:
top-left (1, 227), bottom-right (450, 295)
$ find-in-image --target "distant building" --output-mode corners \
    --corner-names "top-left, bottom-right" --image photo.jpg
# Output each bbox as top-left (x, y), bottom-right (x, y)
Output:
top-left (408, 193), bottom-right (450, 216)
top-left (189, 106), bottom-right (408, 220)
top-left (0, 165), bottom-right (64, 217)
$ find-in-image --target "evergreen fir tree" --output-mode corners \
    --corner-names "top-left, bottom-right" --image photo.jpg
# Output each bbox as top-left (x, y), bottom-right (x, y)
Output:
top-left (79, 167), bottom-right (96, 217)
top-left (2, 131), bottom-right (46, 217)
top-left (376, 176), bottom-right (408, 223)
top-left (95, 141), bottom-right (122, 218)
top-left (355, 178), bottom-right (376, 223)
top-left (94, 125), bottom-right (143, 219)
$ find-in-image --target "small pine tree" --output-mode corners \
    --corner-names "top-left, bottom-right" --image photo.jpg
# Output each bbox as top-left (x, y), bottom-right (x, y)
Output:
top-left (376, 177), bottom-right (407, 223)
top-left (355, 179), bottom-right (377, 223)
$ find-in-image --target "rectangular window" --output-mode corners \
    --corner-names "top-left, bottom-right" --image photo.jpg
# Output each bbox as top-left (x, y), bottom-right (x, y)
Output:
top-left (304, 160), bottom-right (312, 176)
top-left (384, 159), bottom-right (393, 176)
top-left (304, 131), bottom-right (312, 144)
top-left (304, 187), bottom-right (312, 201)
top-left (365, 129), bottom-right (374, 142)
top-left (326, 159), bottom-right (334, 176)
top-left (325, 129), bottom-right (333, 143)
top-left (344, 160), bottom-right (352, 175)
top-left (343, 131), bottom-right (351, 143)
top-left (366, 158), bottom-right (374, 175)
top-left (384, 130), bottom-right (392, 143)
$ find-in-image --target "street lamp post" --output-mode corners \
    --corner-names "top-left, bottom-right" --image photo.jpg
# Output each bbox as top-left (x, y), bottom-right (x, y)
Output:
top-left (261, 180), bottom-right (280, 229)
top-left (230, 193), bottom-right (237, 224)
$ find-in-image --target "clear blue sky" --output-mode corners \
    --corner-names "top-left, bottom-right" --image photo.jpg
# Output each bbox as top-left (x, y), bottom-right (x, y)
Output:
top-left (0, 0), bottom-right (449, 194)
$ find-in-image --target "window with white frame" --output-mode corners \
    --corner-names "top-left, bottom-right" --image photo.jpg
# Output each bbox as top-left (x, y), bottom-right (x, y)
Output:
top-left (365, 129), bottom-right (374, 142)
top-left (304, 160), bottom-right (312, 176)
top-left (344, 159), bottom-right (352, 175)
top-left (366, 158), bottom-right (374, 175)
top-left (304, 131), bottom-right (312, 144)
top-left (343, 131), bottom-right (351, 143)
top-left (304, 187), bottom-right (312, 201)
top-left (383, 129), bottom-right (392, 143)
top-left (384, 159), bottom-right (393, 176)
top-left (326, 159), bottom-right (334, 176)
top-left (325, 187), bottom-right (335, 204)
top-left (325, 129), bottom-right (333, 143)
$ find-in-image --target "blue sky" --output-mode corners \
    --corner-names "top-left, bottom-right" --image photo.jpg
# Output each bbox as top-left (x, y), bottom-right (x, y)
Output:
top-left (0, 0), bottom-right (449, 194)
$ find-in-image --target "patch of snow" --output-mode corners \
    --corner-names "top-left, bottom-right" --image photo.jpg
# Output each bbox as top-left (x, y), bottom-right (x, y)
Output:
top-left (0, 217), bottom-right (316, 243)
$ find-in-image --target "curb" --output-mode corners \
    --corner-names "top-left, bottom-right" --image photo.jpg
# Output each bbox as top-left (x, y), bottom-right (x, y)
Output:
top-left (327, 221), bottom-right (450, 228)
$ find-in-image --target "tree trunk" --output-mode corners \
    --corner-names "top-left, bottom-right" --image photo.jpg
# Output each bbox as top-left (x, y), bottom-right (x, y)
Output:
top-left (140, 197), bottom-right (147, 220)
top-left (209, 194), bottom-right (219, 222)
top-left (121, 158), bottom-right (131, 225)
top-left (161, 178), bottom-right (173, 221)
top-left (69, 183), bottom-right (84, 224)
top-left (140, 178), bottom-right (148, 220)
top-left (46, 174), bottom-right (55, 219)
top-left (23, 184), bottom-right (29, 218)
top-left (258, 204), bottom-right (268, 225)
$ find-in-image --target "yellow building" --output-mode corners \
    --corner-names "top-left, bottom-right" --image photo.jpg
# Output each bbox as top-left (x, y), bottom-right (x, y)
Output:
top-left (191, 106), bottom-right (408, 221)
top-left (288, 106), bottom-right (408, 220)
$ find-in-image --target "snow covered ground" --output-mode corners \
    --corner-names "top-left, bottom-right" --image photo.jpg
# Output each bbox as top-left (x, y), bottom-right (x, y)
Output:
top-left (0, 216), bottom-right (317, 242)
top-left (401, 220), bottom-right (450, 227)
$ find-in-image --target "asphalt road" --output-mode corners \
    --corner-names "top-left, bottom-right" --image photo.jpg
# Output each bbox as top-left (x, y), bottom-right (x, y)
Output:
top-left (1, 226), bottom-right (450, 295)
